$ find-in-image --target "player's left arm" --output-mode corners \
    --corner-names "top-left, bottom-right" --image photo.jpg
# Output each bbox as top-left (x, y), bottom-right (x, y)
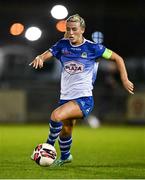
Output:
top-left (102, 48), bottom-right (134, 94)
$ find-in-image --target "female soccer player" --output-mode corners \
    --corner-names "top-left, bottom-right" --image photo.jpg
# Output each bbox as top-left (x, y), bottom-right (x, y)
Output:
top-left (29, 14), bottom-right (134, 166)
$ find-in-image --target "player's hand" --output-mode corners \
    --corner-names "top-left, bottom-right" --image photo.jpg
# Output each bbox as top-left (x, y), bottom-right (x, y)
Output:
top-left (123, 79), bottom-right (134, 94)
top-left (29, 55), bottom-right (44, 69)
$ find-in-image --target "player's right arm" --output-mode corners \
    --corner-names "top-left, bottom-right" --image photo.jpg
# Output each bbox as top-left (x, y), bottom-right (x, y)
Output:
top-left (29, 50), bottom-right (53, 69)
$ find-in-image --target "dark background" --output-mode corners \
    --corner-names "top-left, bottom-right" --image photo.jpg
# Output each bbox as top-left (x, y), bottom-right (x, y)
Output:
top-left (0, 0), bottom-right (145, 57)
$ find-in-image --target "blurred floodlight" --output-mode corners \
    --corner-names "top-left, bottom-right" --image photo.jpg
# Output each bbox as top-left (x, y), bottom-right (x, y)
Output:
top-left (56, 20), bottom-right (66, 32)
top-left (50, 5), bottom-right (68, 19)
top-left (25, 27), bottom-right (42, 41)
top-left (92, 31), bottom-right (104, 44)
top-left (10, 23), bottom-right (24, 36)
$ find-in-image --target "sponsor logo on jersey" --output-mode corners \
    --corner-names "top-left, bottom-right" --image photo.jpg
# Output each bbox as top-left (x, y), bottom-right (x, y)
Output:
top-left (64, 61), bottom-right (84, 74)
top-left (62, 48), bottom-right (71, 55)
top-left (71, 47), bottom-right (81, 51)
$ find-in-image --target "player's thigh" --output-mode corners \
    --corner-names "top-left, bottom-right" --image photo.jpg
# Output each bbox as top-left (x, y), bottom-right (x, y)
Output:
top-left (51, 101), bottom-right (83, 121)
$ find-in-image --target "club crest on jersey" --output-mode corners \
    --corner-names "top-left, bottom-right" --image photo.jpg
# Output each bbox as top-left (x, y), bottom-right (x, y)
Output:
top-left (64, 61), bottom-right (84, 74)
top-left (81, 52), bottom-right (87, 58)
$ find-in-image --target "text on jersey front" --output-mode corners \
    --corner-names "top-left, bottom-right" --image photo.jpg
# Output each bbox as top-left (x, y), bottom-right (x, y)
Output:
top-left (64, 61), bottom-right (84, 75)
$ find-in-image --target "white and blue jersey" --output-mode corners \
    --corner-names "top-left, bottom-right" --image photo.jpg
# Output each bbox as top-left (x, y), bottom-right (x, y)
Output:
top-left (49, 38), bottom-right (108, 100)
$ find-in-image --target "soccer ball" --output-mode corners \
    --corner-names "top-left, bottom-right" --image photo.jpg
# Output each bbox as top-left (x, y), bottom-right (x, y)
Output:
top-left (32, 143), bottom-right (57, 166)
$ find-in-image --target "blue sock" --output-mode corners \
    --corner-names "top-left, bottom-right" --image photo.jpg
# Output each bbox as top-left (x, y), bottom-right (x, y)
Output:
top-left (58, 136), bottom-right (72, 160)
top-left (46, 120), bottom-right (63, 146)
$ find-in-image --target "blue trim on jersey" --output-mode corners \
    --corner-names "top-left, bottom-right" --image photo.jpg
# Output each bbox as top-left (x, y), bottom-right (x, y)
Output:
top-left (49, 38), bottom-right (106, 62)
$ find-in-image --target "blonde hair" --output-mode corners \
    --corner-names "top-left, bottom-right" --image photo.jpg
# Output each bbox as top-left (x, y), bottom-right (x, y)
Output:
top-left (66, 14), bottom-right (86, 29)
top-left (64, 31), bottom-right (68, 38)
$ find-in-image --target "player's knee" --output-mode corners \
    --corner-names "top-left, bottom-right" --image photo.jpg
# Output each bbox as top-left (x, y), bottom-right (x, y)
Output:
top-left (50, 110), bottom-right (62, 122)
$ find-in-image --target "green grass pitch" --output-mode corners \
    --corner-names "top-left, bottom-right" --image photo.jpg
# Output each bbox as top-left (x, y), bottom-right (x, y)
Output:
top-left (0, 123), bottom-right (145, 179)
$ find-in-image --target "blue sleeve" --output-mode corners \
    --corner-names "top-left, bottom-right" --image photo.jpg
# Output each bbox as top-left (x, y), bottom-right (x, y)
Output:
top-left (49, 39), bottom-right (63, 59)
top-left (94, 44), bottom-right (106, 58)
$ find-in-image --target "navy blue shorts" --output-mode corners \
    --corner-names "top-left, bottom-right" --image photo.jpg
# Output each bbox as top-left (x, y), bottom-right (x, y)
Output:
top-left (58, 96), bottom-right (94, 118)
